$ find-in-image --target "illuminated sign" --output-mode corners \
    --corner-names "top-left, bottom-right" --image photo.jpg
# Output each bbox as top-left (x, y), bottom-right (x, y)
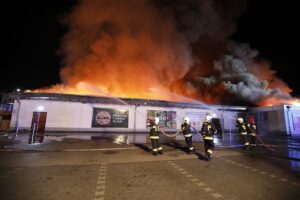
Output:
top-left (92, 108), bottom-right (128, 128)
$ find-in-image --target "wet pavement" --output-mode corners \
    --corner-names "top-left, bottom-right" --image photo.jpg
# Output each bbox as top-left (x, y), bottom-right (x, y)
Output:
top-left (1, 131), bottom-right (300, 173)
top-left (0, 131), bottom-right (299, 200)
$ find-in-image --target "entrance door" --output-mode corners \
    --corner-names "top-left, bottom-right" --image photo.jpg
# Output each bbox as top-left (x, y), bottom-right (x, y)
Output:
top-left (29, 112), bottom-right (47, 144)
top-left (212, 118), bottom-right (223, 139)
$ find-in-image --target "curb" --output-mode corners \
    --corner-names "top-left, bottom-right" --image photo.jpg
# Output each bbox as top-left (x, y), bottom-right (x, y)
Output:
top-left (0, 146), bottom-right (139, 152)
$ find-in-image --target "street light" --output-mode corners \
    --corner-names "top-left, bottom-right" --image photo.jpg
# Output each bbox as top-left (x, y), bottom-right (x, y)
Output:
top-left (37, 106), bottom-right (44, 111)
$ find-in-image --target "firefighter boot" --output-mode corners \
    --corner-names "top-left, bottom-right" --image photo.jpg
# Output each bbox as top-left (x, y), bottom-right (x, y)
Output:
top-left (152, 148), bottom-right (158, 156)
top-left (206, 150), bottom-right (212, 161)
top-left (158, 146), bottom-right (163, 155)
top-left (206, 153), bottom-right (211, 161)
top-left (188, 147), bottom-right (194, 154)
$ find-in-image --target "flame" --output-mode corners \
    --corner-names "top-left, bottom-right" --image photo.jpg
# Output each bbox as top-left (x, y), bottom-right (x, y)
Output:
top-left (27, 1), bottom-right (298, 107)
top-left (258, 97), bottom-right (300, 107)
top-left (31, 82), bottom-right (190, 102)
top-left (292, 99), bottom-right (300, 106)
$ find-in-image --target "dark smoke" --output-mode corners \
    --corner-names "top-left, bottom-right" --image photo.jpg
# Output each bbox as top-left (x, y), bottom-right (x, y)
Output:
top-left (49, 0), bottom-right (296, 106)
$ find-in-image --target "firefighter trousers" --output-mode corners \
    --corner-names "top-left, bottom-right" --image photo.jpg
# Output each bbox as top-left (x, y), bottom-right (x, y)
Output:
top-left (204, 139), bottom-right (214, 157)
top-left (151, 138), bottom-right (162, 155)
top-left (184, 136), bottom-right (194, 152)
top-left (249, 135), bottom-right (256, 148)
top-left (239, 134), bottom-right (249, 149)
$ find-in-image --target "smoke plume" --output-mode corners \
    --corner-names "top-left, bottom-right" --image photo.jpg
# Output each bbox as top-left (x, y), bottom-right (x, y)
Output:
top-left (34, 0), bottom-right (298, 106)
top-left (176, 41), bottom-right (294, 106)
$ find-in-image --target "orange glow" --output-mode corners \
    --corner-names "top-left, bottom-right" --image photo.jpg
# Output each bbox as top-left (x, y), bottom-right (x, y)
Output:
top-left (28, 1), bottom-right (298, 107)
top-left (30, 82), bottom-right (194, 102)
top-left (258, 97), bottom-right (300, 107)
top-left (30, 81), bottom-right (300, 106)
top-left (292, 99), bottom-right (300, 106)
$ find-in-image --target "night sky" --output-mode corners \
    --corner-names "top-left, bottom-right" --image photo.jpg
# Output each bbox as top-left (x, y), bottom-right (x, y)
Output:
top-left (2, 0), bottom-right (300, 97)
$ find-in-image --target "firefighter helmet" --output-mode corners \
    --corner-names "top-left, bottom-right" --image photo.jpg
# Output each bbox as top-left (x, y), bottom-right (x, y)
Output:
top-left (249, 117), bottom-right (255, 123)
top-left (154, 117), bottom-right (160, 125)
top-left (183, 117), bottom-right (190, 124)
top-left (237, 117), bottom-right (244, 123)
top-left (205, 114), bottom-right (212, 122)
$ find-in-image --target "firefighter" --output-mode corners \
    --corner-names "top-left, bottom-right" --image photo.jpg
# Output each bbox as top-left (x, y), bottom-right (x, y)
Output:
top-left (247, 117), bottom-right (257, 149)
top-left (181, 117), bottom-right (194, 154)
top-left (200, 114), bottom-right (217, 160)
top-left (148, 117), bottom-right (163, 155)
top-left (235, 117), bottom-right (249, 149)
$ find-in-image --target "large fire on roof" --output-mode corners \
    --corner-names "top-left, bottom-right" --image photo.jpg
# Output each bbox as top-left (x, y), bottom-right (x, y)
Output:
top-left (30, 0), bottom-right (299, 107)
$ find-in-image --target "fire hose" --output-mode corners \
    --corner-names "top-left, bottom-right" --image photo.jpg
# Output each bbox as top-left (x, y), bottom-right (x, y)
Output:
top-left (193, 126), bottom-right (275, 152)
top-left (159, 126), bottom-right (201, 138)
top-left (191, 126), bottom-right (204, 137)
top-left (160, 129), bottom-right (181, 137)
top-left (160, 126), bottom-right (275, 152)
top-left (247, 125), bottom-right (275, 152)
top-left (255, 134), bottom-right (275, 152)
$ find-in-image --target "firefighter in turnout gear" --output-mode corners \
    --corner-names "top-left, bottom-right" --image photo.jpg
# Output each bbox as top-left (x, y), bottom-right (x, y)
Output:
top-left (148, 117), bottom-right (163, 155)
top-left (200, 114), bottom-right (217, 160)
top-left (247, 117), bottom-right (257, 149)
top-left (181, 117), bottom-right (194, 154)
top-left (235, 117), bottom-right (249, 149)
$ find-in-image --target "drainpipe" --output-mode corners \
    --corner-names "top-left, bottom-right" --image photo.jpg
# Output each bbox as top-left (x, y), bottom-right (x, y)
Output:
top-left (286, 105), bottom-right (291, 136)
top-left (15, 96), bottom-right (21, 138)
top-left (133, 105), bottom-right (137, 143)
top-left (220, 109), bottom-right (225, 145)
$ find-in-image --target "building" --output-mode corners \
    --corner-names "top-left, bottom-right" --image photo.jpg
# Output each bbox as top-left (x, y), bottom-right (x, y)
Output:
top-left (249, 104), bottom-right (300, 136)
top-left (7, 92), bottom-right (300, 144)
top-left (0, 92), bottom-right (13, 131)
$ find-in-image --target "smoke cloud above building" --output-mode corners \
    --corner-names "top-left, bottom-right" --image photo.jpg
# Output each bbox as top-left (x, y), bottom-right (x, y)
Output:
top-left (34, 0), bottom-right (298, 106)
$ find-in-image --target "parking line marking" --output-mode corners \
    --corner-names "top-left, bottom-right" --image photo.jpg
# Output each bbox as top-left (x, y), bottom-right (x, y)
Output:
top-left (186, 174), bottom-right (193, 178)
top-left (94, 163), bottom-right (107, 200)
top-left (168, 161), bottom-right (223, 198)
top-left (203, 187), bottom-right (214, 192)
top-left (279, 178), bottom-right (288, 182)
top-left (211, 193), bottom-right (223, 198)
top-left (197, 182), bottom-right (206, 187)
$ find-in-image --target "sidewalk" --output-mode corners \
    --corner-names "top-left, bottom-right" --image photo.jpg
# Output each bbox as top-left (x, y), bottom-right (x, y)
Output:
top-left (0, 132), bottom-right (197, 152)
top-left (0, 132), bottom-right (141, 152)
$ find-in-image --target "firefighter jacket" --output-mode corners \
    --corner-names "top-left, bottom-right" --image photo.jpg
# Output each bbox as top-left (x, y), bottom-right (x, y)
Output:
top-left (235, 121), bottom-right (247, 135)
top-left (200, 121), bottom-right (217, 140)
top-left (247, 122), bottom-right (256, 136)
top-left (181, 123), bottom-right (192, 138)
top-left (149, 121), bottom-right (160, 139)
